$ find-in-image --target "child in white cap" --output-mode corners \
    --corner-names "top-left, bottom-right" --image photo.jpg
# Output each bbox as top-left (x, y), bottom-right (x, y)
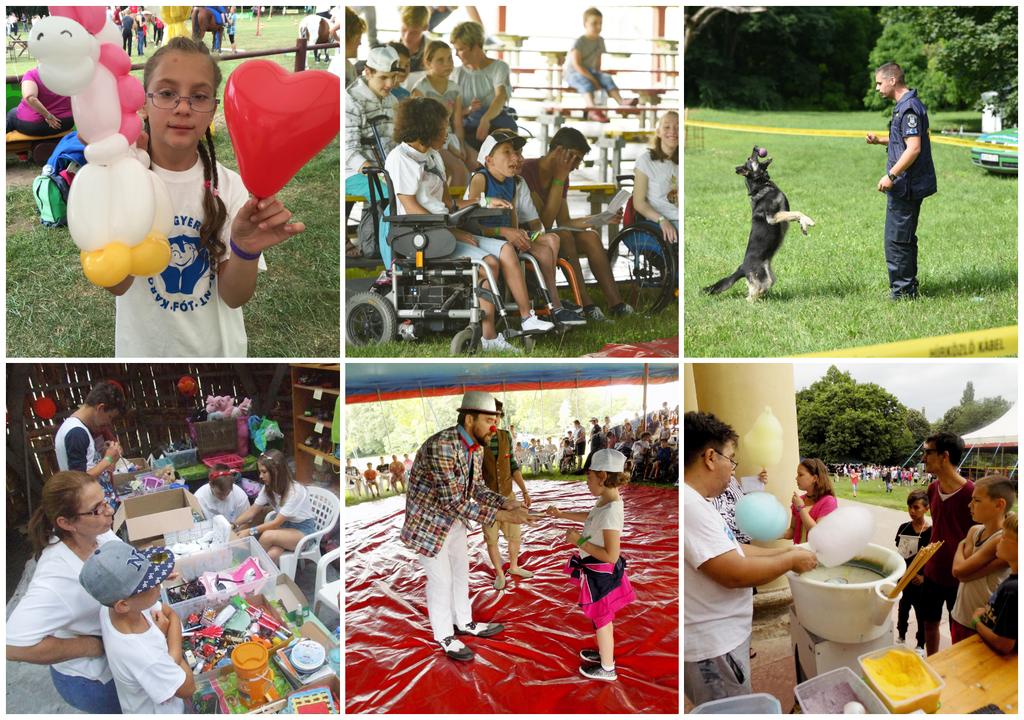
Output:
top-left (79, 541), bottom-right (194, 713)
top-left (345, 45), bottom-right (402, 199)
top-left (545, 448), bottom-right (635, 681)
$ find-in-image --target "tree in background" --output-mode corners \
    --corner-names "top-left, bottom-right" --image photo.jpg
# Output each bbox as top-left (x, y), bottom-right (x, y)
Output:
top-left (796, 366), bottom-right (916, 464)
top-left (932, 381), bottom-right (1012, 437)
top-left (864, 6), bottom-right (1018, 123)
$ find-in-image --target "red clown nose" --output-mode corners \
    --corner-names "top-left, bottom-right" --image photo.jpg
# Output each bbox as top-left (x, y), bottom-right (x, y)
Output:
top-left (489, 425), bottom-right (498, 433)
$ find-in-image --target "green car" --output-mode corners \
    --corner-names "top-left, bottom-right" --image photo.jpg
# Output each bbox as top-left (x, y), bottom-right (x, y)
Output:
top-left (970, 128), bottom-right (1018, 175)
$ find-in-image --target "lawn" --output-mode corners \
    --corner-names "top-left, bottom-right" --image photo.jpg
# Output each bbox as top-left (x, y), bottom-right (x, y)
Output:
top-left (5, 11), bottom-right (339, 357)
top-left (344, 281), bottom-right (680, 357)
top-left (684, 108), bottom-right (1017, 357)
top-left (832, 475), bottom-right (927, 512)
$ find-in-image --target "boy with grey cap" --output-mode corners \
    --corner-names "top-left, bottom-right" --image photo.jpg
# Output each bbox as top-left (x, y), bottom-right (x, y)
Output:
top-left (80, 541), bottom-right (195, 713)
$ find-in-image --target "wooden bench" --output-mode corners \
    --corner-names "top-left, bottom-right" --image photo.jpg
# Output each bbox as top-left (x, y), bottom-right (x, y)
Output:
top-left (6, 129), bottom-right (72, 163)
top-left (514, 84), bottom-right (676, 104)
top-left (541, 103), bottom-right (667, 130)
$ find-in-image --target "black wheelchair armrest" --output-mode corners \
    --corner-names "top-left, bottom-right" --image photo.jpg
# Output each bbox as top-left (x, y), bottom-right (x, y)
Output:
top-left (385, 213), bottom-right (449, 225)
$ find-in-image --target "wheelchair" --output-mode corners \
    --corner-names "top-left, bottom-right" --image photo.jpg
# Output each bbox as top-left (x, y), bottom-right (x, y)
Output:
top-left (345, 166), bottom-right (563, 355)
top-left (606, 175), bottom-right (678, 314)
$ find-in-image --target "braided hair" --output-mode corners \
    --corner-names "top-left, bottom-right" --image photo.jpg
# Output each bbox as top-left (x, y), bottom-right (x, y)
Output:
top-left (143, 37), bottom-right (229, 271)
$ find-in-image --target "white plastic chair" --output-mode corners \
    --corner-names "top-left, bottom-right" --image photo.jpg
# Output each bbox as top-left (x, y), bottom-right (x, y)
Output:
top-left (313, 547), bottom-right (341, 619)
top-left (266, 485), bottom-right (339, 580)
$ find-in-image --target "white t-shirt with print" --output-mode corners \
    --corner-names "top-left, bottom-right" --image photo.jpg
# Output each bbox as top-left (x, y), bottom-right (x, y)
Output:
top-left (100, 602), bottom-right (186, 714)
top-left (580, 499), bottom-right (624, 559)
top-left (6, 530), bottom-right (120, 682)
top-left (635, 148), bottom-right (678, 222)
top-left (194, 482), bottom-right (250, 523)
top-left (683, 482), bottom-right (753, 662)
top-left (254, 480), bottom-right (316, 522)
top-left (385, 143), bottom-right (448, 215)
top-left (115, 158), bottom-right (265, 357)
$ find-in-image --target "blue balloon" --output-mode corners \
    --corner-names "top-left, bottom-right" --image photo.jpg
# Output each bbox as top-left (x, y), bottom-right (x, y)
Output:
top-left (735, 491), bottom-right (789, 541)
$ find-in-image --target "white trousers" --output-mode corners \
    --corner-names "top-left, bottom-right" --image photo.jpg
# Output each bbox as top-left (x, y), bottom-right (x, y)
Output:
top-left (417, 521), bottom-right (473, 642)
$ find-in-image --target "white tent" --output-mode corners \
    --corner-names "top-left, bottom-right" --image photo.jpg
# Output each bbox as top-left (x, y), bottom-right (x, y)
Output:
top-left (962, 404), bottom-right (1018, 448)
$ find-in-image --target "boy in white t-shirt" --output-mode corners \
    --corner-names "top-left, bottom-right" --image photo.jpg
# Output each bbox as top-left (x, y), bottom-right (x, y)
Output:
top-left (194, 465), bottom-right (250, 523)
top-left (79, 541), bottom-right (194, 713)
top-left (683, 411), bottom-right (816, 707)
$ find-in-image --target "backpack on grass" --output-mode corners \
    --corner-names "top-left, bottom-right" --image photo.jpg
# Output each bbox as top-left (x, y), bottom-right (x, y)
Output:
top-left (32, 130), bottom-right (85, 228)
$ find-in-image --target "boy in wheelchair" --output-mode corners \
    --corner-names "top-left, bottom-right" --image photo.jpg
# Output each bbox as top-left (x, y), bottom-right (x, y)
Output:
top-left (466, 129), bottom-right (587, 327)
top-left (379, 98), bottom-right (558, 352)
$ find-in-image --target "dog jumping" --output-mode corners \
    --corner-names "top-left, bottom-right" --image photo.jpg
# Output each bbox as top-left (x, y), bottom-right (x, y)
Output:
top-left (703, 146), bottom-right (815, 301)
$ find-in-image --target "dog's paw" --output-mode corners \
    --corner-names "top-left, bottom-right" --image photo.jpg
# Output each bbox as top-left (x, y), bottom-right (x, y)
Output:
top-left (800, 216), bottom-right (815, 235)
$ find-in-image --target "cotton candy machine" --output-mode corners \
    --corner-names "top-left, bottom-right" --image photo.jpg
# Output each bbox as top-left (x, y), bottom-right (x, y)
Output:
top-left (787, 542), bottom-right (905, 644)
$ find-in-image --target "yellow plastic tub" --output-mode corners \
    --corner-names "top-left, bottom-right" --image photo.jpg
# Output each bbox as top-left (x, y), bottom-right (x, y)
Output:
top-left (858, 647), bottom-right (945, 713)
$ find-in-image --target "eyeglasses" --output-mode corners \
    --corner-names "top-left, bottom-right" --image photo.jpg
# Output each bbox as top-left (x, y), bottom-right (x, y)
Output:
top-left (75, 498), bottom-right (113, 517)
top-left (147, 89), bottom-right (219, 113)
top-left (713, 448), bottom-right (738, 470)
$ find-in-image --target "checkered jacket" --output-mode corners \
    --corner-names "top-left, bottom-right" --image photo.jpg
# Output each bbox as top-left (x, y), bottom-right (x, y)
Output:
top-left (345, 79), bottom-right (397, 174)
top-left (401, 426), bottom-right (505, 558)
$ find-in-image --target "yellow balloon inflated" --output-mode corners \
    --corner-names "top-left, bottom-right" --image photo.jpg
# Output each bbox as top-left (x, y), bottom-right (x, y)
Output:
top-left (743, 406), bottom-right (784, 468)
top-left (130, 234), bottom-right (172, 277)
top-left (81, 244), bottom-right (132, 288)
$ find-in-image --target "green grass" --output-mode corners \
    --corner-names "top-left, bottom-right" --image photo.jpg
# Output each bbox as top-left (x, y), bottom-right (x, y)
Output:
top-left (832, 475), bottom-right (926, 512)
top-left (345, 283), bottom-right (679, 357)
top-left (684, 108), bottom-right (1017, 357)
top-left (6, 13), bottom-right (339, 357)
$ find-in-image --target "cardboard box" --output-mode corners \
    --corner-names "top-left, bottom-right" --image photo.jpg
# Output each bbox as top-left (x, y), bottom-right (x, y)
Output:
top-left (112, 457), bottom-right (151, 496)
top-left (112, 488), bottom-right (204, 547)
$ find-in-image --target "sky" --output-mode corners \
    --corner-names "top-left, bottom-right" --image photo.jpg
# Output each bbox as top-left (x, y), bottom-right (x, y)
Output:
top-left (792, 363), bottom-right (1018, 421)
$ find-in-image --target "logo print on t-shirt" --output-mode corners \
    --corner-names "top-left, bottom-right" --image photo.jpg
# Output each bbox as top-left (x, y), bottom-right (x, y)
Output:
top-left (145, 220), bottom-right (215, 312)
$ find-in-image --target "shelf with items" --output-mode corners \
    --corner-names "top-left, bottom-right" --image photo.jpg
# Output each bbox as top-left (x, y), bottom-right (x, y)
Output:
top-left (290, 364), bottom-right (340, 483)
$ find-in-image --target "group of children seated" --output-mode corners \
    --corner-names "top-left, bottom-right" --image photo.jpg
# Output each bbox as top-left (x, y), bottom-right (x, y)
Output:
top-left (345, 8), bottom-right (679, 352)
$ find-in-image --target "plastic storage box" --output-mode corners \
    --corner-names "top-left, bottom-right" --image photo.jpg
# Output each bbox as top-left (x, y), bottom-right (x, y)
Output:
top-left (794, 666), bottom-right (889, 714)
top-left (162, 536), bottom-right (279, 611)
top-left (858, 647), bottom-right (945, 713)
top-left (690, 693), bottom-right (782, 714)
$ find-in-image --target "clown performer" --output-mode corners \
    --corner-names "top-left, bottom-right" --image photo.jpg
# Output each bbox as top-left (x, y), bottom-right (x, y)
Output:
top-left (401, 391), bottom-right (534, 662)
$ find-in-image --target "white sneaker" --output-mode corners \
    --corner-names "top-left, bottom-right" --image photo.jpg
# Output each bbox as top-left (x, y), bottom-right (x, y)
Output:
top-left (481, 333), bottom-right (521, 354)
top-left (521, 310), bottom-right (555, 333)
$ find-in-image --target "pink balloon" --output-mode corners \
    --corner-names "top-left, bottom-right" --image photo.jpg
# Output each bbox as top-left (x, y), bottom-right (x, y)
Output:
top-left (99, 43), bottom-right (130, 76)
top-left (49, 6), bottom-right (107, 35)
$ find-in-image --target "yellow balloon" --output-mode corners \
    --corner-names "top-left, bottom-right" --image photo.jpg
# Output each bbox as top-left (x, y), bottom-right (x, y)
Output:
top-left (81, 244), bottom-right (132, 288)
top-left (162, 6), bottom-right (192, 40)
top-left (130, 234), bottom-right (172, 277)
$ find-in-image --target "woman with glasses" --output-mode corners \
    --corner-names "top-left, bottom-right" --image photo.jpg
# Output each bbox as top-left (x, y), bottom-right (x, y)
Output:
top-left (6, 472), bottom-right (123, 713)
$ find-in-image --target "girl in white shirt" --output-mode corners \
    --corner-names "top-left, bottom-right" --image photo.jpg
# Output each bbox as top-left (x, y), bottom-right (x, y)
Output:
top-left (194, 466), bottom-right (250, 523)
top-left (231, 450), bottom-right (317, 564)
top-left (7, 472), bottom-right (122, 712)
top-left (633, 110), bottom-right (679, 244)
top-left (107, 37), bottom-right (304, 357)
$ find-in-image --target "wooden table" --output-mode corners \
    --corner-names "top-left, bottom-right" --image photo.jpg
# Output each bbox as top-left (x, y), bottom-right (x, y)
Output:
top-left (927, 635), bottom-right (1017, 714)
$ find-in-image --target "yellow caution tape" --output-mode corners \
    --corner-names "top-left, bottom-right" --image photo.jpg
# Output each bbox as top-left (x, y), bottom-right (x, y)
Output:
top-left (797, 326), bottom-right (1017, 358)
top-left (685, 119), bottom-right (1017, 151)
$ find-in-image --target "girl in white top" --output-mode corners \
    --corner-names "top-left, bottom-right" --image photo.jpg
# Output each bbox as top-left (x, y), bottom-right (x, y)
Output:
top-left (633, 110), bottom-right (679, 243)
top-left (194, 466), bottom-right (251, 523)
top-left (545, 449), bottom-right (636, 682)
top-left (6, 471), bottom-right (123, 713)
top-left (108, 37), bottom-right (303, 357)
top-left (231, 450), bottom-right (318, 564)
top-left (411, 40), bottom-right (477, 186)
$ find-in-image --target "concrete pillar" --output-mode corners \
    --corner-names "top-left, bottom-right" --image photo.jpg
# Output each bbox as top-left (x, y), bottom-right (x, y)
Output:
top-left (683, 364), bottom-right (698, 414)
top-left (690, 363), bottom-right (800, 591)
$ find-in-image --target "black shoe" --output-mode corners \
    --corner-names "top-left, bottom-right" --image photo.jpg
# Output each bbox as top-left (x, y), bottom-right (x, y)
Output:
top-left (579, 648), bottom-right (601, 663)
top-left (608, 302), bottom-right (635, 317)
top-left (552, 307), bottom-right (586, 326)
top-left (439, 636), bottom-right (474, 661)
top-left (579, 661), bottom-right (617, 681)
top-left (454, 621), bottom-right (504, 638)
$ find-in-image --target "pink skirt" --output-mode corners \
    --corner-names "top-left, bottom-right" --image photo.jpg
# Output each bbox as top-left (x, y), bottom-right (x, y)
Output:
top-left (564, 553), bottom-right (637, 629)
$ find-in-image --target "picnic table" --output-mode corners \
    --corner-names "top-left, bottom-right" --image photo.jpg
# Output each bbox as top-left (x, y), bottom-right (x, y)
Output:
top-left (7, 34), bottom-right (28, 63)
top-left (927, 635), bottom-right (1017, 713)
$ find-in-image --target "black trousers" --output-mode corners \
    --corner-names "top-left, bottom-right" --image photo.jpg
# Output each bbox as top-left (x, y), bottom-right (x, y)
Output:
top-left (884, 192), bottom-right (923, 299)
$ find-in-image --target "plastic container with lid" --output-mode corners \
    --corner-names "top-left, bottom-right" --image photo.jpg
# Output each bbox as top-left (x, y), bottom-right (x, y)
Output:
top-left (858, 646), bottom-right (945, 714)
top-left (794, 666), bottom-right (889, 714)
top-left (690, 693), bottom-right (782, 714)
top-left (290, 639), bottom-right (326, 673)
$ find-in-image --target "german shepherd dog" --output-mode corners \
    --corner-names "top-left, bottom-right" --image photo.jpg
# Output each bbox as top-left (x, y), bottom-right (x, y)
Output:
top-left (703, 146), bottom-right (815, 300)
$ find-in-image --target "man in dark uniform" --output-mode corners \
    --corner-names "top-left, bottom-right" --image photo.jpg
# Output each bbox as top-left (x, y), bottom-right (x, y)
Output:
top-left (866, 62), bottom-right (937, 300)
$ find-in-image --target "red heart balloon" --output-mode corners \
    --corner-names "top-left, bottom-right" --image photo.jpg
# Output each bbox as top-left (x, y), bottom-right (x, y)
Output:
top-left (223, 60), bottom-right (340, 199)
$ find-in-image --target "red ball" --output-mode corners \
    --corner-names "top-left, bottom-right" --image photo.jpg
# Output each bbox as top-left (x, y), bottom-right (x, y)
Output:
top-left (33, 397), bottom-right (57, 420)
top-left (177, 376), bottom-right (198, 397)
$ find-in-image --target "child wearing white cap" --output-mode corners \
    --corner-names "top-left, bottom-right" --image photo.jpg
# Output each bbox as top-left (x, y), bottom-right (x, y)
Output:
top-left (79, 541), bottom-right (194, 713)
top-left (345, 45), bottom-right (402, 201)
top-left (545, 448), bottom-right (636, 682)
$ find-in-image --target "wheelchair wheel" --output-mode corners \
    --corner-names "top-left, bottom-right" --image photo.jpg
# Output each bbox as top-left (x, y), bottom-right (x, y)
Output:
top-left (346, 291), bottom-right (397, 345)
top-left (450, 326), bottom-right (480, 356)
top-left (607, 223), bottom-right (677, 314)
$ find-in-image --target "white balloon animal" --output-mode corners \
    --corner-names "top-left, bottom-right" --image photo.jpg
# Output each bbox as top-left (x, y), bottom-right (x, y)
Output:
top-left (29, 6), bottom-right (171, 287)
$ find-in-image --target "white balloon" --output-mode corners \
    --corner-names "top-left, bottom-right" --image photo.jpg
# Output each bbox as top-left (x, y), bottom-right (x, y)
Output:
top-left (27, 16), bottom-right (100, 96)
top-left (808, 506), bottom-right (875, 567)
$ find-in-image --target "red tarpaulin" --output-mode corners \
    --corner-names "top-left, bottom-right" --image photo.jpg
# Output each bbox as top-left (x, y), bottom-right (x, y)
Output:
top-left (345, 479), bottom-right (679, 714)
top-left (584, 337), bottom-right (679, 357)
